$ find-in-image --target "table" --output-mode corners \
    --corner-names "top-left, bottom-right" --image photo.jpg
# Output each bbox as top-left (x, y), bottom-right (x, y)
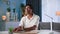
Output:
top-left (0, 30), bottom-right (38, 34)
top-left (0, 30), bottom-right (60, 34)
top-left (13, 30), bottom-right (38, 34)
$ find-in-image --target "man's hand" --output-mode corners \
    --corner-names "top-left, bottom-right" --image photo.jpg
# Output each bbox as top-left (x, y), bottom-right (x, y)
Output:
top-left (13, 26), bottom-right (23, 32)
top-left (24, 25), bottom-right (36, 31)
top-left (13, 25), bottom-right (36, 32)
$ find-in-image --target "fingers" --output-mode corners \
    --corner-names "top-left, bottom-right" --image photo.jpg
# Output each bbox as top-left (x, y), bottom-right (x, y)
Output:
top-left (13, 28), bottom-right (17, 32)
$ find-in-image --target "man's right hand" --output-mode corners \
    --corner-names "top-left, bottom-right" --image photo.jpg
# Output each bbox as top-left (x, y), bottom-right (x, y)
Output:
top-left (24, 25), bottom-right (36, 31)
top-left (13, 26), bottom-right (23, 32)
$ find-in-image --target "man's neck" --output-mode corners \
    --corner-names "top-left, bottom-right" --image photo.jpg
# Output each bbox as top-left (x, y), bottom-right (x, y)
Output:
top-left (27, 14), bottom-right (33, 19)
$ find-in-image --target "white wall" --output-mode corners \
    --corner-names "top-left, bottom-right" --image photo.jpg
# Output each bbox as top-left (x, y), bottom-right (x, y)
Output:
top-left (42, 0), bottom-right (60, 22)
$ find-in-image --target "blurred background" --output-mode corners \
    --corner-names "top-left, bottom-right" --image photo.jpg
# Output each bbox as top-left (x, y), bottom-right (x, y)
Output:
top-left (0, 0), bottom-right (60, 32)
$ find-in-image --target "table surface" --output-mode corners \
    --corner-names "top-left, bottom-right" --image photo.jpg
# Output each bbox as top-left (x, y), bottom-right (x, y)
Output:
top-left (0, 30), bottom-right (60, 34)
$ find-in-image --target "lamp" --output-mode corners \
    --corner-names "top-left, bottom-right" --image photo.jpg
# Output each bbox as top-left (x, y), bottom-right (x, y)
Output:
top-left (56, 11), bottom-right (60, 16)
top-left (56, 11), bottom-right (60, 22)
top-left (44, 14), bottom-right (54, 34)
top-left (2, 15), bottom-right (6, 20)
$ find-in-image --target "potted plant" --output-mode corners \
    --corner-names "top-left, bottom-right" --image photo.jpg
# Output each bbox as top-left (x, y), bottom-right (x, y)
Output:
top-left (13, 8), bottom-right (16, 21)
top-left (13, 8), bottom-right (15, 13)
top-left (9, 27), bottom-right (13, 34)
top-left (6, 7), bottom-right (11, 21)
top-left (7, 7), bottom-right (11, 12)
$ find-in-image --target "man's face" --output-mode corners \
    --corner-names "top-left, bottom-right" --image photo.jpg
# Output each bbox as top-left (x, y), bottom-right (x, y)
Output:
top-left (25, 6), bottom-right (33, 15)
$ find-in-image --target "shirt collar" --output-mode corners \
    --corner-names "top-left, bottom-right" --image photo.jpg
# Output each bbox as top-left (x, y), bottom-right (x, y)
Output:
top-left (26, 14), bottom-right (35, 20)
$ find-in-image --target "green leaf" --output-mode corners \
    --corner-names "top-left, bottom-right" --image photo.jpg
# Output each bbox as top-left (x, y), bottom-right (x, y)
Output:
top-left (9, 27), bottom-right (13, 32)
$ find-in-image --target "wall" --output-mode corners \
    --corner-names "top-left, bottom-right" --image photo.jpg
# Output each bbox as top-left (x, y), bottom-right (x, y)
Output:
top-left (0, 0), bottom-right (7, 31)
top-left (0, 0), bottom-right (26, 31)
top-left (42, 0), bottom-right (60, 22)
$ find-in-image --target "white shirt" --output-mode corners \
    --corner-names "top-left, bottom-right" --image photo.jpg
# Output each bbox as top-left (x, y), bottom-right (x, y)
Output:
top-left (19, 14), bottom-right (40, 30)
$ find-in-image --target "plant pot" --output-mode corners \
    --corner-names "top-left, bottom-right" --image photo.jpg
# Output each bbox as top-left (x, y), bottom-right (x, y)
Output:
top-left (9, 32), bottom-right (13, 34)
top-left (6, 12), bottom-right (10, 21)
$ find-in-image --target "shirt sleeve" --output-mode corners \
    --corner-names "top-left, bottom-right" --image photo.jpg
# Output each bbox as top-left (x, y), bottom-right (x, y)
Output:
top-left (19, 17), bottom-right (24, 26)
top-left (36, 16), bottom-right (40, 30)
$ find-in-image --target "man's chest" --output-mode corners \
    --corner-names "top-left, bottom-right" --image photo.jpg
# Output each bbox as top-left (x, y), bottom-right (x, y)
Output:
top-left (23, 17), bottom-right (37, 26)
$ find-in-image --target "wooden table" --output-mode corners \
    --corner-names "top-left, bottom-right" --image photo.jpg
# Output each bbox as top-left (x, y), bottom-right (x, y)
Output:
top-left (0, 30), bottom-right (60, 34)
top-left (13, 30), bottom-right (38, 34)
top-left (0, 30), bottom-right (38, 34)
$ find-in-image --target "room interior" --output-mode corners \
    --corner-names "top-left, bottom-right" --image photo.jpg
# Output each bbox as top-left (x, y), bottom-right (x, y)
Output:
top-left (0, 0), bottom-right (60, 34)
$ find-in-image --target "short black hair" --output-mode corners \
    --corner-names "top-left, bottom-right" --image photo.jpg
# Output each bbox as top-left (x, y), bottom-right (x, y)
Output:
top-left (25, 4), bottom-right (33, 9)
top-left (25, 4), bottom-right (34, 13)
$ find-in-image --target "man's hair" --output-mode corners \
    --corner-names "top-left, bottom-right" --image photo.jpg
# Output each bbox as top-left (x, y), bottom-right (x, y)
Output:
top-left (25, 4), bottom-right (34, 13)
top-left (25, 4), bottom-right (33, 10)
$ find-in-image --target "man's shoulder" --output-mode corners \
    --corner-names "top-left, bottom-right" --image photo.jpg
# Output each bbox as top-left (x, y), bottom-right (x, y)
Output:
top-left (34, 14), bottom-right (40, 18)
top-left (22, 16), bottom-right (26, 18)
top-left (21, 16), bottom-right (26, 20)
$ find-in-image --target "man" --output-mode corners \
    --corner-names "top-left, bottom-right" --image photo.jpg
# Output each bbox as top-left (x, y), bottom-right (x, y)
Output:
top-left (13, 4), bottom-right (40, 32)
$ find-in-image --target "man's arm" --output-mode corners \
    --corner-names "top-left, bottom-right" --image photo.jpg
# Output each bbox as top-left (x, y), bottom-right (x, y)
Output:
top-left (24, 25), bottom-right (36, 31)
top-left (13, 17), bottom-right (25, 32)
top-left (13, 25), bottom-right (36, 32)
top-left (13, 26), bottom-right (23, 32)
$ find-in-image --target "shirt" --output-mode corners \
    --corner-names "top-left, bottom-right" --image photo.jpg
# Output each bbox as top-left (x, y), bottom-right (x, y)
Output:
top-left (19, 14), bottom-right (40, 30)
